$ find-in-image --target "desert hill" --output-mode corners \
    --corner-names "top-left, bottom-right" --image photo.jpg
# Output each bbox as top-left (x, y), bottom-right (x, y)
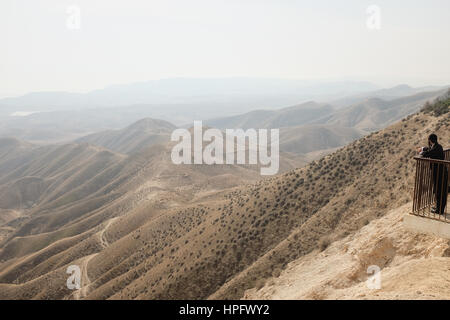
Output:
top-left (0, 139), bottom-right (265, 259)
top-left (279, 125), bottom-right (363, 154)
top-left (202, 101), bottom-right (364, 159)
top-left (205, 101), bottom-right (334, 130)
top-left (97, 101), bottom-right (448, 300)
top-left (244, 202), bottom-right (450, 299)
top-left (204, 88), bottom-right (446, 133)
top-left (0, 117), bottom-right (314, 285)
top-left (201, 89), bottom-right (446, 158)
top-left (210, 96), bottom-right (449, 299)
top-left (314, 89), bottom-right (447, 131)
top-left (0, 142), bottom-right (124, 211)
top-left (0, 93), bottom-right (448, 300)
top-left (73, 117), bottom-right (323, 167)
top-left (76, 118), bottom-right (176, 154)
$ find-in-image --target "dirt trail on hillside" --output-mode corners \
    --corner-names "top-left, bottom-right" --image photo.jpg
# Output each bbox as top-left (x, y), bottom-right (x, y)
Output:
top-left (72, 217), bottom-right (118, 300)
top-left (244, 203), bottom-right (450, 300)
top-left (73, 253), bottom-right (96, 300)
top-left (99, 217), bottom-right (118, 249)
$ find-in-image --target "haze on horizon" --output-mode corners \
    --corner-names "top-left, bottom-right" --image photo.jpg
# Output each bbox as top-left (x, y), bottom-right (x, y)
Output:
top-left (1, 0), bottom-right (450, 98)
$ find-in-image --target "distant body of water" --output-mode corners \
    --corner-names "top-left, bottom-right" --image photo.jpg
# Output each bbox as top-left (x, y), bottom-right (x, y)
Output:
top-left (10, 111), bottom-right (40, 117)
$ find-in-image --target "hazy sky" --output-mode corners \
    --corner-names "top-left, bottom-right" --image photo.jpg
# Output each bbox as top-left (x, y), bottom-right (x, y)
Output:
top-left (1, 0), bottom-right (450, 98)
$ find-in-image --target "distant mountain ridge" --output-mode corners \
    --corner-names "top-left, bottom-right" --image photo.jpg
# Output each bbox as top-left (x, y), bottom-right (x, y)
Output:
top-left (206, 87), bottom-right (448, 134)
top-left (330, 84), bottom-right (446, 108)
top-left (204, 102), bottom-right (334, 129)
top-left (73, 87), bottom-right (446, 158)
top-left (313, 89), bottom-right (448, 131)
top-left (0, 78), bottom-right (379, 110)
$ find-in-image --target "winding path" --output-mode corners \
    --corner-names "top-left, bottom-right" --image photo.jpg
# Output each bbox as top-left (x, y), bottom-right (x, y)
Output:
top-left (72, 217), bottom-right (118, 300)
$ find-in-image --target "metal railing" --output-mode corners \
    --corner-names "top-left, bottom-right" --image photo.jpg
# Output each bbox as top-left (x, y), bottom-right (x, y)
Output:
top-left (412, 149), bottom-right (450, 221)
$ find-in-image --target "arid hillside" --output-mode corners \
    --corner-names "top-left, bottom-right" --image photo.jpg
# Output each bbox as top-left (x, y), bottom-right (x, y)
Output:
top-left (313, 89), bottom-right (447, 131)
top-left (279, 125), bottom-right (362, 154)
top-left (76, 118), bottom-right (176, 155)
top-left (205, 101), bottom-right (334, 129)
top-left (244, 202), bottom-right (450, 300)
top-left (203, 89), bottom-right (445, 158)
top-left (0, 94), bottom-right (448, 300)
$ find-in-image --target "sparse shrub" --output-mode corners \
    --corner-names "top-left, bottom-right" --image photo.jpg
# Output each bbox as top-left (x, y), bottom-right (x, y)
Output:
top-left (254, 278), bottom-right (266, 290)
top-left (272, 267), bottom-right (282, 278)
top-left (318, 236), bottom-right (331, 252)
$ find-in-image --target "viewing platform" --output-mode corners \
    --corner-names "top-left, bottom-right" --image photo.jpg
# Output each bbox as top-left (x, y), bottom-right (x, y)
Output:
top-left (404, 149), bottom-right (450, 239)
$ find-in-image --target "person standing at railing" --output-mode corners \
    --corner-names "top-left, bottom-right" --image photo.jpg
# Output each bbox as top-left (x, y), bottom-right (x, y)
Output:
top-left (417, 134), bottom-right (448, 214)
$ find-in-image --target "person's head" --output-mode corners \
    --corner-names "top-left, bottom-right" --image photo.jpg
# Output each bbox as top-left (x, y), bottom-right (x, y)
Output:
top-left (428, 133), bottom-right (438, 147)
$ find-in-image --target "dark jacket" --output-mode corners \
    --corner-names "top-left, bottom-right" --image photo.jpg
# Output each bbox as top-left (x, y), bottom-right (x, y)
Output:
top-left (421, 143), bottom-right (445, 160)
top-left (422, 142), bottom-right (448, 197)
